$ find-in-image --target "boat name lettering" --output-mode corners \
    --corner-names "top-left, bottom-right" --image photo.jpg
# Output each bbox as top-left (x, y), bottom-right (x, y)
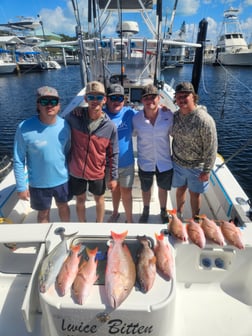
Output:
top-left (107, 319), bottom-right (154, 334)
top-left (61, 319), bottom-right (97, 333)
top-left (61, 318), bottom-right (153, 334)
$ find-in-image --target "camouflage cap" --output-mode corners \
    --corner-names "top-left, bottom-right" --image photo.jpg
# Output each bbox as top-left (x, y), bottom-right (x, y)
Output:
top-left (86, 81), bottom-right (105, 95)
top-left (141, 84), bottom-right (159, 97)
top-left (175, 82), bottom-right (195, 94)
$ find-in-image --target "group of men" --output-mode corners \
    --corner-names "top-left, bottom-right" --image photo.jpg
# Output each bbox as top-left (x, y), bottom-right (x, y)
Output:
top-left (13, 80), bottom-right (217, 223)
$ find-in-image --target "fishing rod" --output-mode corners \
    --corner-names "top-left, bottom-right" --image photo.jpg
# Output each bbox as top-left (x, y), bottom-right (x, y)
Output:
top-left (118, 0), bottom-right (124, 87)
top-left (215, 138), bottom-right (252, 172)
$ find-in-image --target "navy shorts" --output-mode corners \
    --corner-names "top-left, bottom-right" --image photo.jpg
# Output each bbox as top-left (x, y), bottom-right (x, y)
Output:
top-left (138, 167), bottom-right (173, 192)
top-left (29, 182), bottom-right (69, 211)
top-left (69, 175), bottom-right (106, 196)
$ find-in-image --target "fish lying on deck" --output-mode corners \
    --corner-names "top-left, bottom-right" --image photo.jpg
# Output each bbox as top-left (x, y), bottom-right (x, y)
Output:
top-left (199, 215), bottom-right (225, 246)
top-left (168, 209), bottom-right (188, 241)
top-left (154, 232), bottom-right (174, 280)
top-left (220, 220), bottom-right (245, 249)
top-left (136, 236), bottom-right (156, 293)
top-left (38, 231), bottom-right (77, 293)
top-left (56, 244), bottom-right (82, 296)
top-left (186, 218), bottom-right (206, 249)
top-left (105, 231), bottom-right (136, 308)
top-left (72, 247), bottom-right (99, 305)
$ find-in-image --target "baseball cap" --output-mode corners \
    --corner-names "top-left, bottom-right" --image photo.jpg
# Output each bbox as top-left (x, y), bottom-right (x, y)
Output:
top-left (86, 81), bottom-right (105, 95)
top-left (37, 86), bottom-right (59, 98)
top-left (142, 84), bottom-right (159, 97)
top-left (175, 82), bottom-right (195, 94)
top-left (107, 84), bottom-right (124, 96)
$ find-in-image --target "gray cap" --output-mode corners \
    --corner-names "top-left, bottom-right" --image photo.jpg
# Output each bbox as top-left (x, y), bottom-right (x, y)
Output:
top-left (107, 84), bottom-right (124, 96)
top-left (175, 82), bottom-right (195, 94)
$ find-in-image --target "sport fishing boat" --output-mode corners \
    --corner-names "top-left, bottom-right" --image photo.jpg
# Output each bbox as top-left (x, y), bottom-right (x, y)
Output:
top-left (0, 1), bottom-right (252, 336)
top-left (213, 7), bottom-right (252, 66)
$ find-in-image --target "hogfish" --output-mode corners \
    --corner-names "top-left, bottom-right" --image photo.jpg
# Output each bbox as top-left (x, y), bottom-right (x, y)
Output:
top-left (136, 236), bottom-right (156, 293)
top-left (72, 247), bottom-right (99, 305)
top-left (105, 231), bottom-right (136, 308)
top-left (154, 232), bottom-right (174, 280)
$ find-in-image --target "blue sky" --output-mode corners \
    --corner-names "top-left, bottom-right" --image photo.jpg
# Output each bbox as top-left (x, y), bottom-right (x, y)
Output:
top-left (0, 0), bottom-right (252, 43)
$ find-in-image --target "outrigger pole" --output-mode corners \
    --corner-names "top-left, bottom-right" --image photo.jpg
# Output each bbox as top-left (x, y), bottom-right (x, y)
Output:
top-left (72, 0), bottom-right (89, 87)
top-left (154, 0), bottom-right (162, 87)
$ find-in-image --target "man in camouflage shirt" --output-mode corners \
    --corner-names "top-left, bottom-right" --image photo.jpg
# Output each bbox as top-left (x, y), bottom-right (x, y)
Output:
top-left (171, 82), bottom-right (217, 218)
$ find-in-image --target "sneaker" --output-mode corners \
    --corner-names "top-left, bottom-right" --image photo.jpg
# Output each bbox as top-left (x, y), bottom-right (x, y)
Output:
top-left (138, 211), bottom-right (149, 223)
top-left (107, 213), bottom-right (120, 223)
top-left (160, 209), bottom-right (169, 224)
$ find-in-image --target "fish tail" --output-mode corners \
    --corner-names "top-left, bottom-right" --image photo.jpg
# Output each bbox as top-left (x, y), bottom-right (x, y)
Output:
top-left (86, 246), bottom-right (98, 257)
top-left (167, 209), bottom-right (177, 215)
top-left (71, 244), bottom-right (82, 253)
top-left (155, 232), bottom-right (164, 241)
top-left (111, 230), bottom-right (128, 241)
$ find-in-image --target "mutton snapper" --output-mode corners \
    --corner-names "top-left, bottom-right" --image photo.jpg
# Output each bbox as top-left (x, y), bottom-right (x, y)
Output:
top-left (136, 236), bottom-right (156, 293)
top-left (56, 244), bottom-right (82, 296)
top-left (72, 247), bottom-right (99, 305)
top-left (38, 231), bottom-right (77, 293)
top-left (105, 231), bottom-right (136, 308)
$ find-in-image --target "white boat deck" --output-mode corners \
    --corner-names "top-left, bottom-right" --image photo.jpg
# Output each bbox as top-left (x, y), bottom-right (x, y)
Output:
top-left (0, 156), bottom-right (252, 335)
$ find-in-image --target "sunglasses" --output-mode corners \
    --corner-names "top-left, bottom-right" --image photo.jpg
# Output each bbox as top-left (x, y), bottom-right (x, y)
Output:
top-left (38, 98), bottom-right (59, 107)
top-left (86, 94), bottom-right (104, 102)
top-left (109, 95), bottom-right (124, 103)
top-left (142, 94), bottom-right (158, 100)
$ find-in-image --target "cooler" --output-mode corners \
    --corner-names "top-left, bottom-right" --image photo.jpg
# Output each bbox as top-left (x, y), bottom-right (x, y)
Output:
top-left (38, 223), bottom-right (176, 336)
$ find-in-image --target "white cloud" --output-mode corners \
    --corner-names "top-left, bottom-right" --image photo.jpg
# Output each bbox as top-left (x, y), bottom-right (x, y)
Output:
top-left (176, 0), bottom-right (200, 16)
top-left (38, 6), bottom-right (76, 36)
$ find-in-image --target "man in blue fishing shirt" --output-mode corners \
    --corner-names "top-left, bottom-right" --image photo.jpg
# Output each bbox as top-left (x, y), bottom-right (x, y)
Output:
top-left (13, 86), bottom-right (71, 223)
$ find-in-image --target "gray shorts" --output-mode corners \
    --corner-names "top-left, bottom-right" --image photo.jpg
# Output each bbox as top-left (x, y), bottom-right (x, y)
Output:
top-left (106, 164), bottom-right (134, 188)
top-left (118, 164), bottom-right (135, 188)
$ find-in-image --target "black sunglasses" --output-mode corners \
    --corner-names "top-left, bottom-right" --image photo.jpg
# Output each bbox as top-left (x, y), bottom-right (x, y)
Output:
top-left (142, 94), bottom-right (158, 100)
top-left (38, 98), bottom-right (59, 107)
top-left (109, 95), bottom-right (124, 102)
